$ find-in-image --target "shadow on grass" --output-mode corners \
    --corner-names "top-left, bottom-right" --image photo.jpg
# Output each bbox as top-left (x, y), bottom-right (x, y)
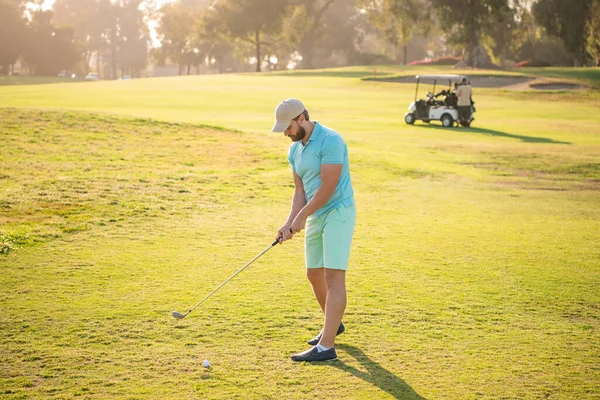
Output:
top-left (330, 344), bottom-right (426, 399)
top-left (413, 124), bottom-right (570, 144)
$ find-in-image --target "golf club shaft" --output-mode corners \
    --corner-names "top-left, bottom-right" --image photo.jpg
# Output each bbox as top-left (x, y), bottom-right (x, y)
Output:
top-left (181, 238), bottom-right (280, 316)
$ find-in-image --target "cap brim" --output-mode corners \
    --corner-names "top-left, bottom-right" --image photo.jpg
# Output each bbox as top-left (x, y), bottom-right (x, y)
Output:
top-left (271, 120), bottom-right (291, 133)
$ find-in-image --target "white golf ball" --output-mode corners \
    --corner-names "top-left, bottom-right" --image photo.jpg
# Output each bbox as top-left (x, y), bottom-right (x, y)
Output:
top-left (202, 359), bottom-right (210, 368)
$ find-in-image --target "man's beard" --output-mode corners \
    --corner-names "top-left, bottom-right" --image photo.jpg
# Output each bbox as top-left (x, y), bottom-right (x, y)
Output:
top-left (290, 125), bottom-right (306, 142)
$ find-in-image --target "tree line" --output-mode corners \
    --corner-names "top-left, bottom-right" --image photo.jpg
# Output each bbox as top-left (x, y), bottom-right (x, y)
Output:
top-left (0, 0), bottom-right (149, 77)
top-left (0, 0), bottom-right (598, 78)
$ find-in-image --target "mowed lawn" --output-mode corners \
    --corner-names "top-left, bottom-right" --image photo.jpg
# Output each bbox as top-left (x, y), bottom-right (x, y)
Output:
top-left (1, 69), bottom-right (600, 399)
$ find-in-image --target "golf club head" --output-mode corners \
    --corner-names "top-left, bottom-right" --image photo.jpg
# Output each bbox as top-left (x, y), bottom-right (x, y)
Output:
top-left (171, 311), bottom-right (187, 319)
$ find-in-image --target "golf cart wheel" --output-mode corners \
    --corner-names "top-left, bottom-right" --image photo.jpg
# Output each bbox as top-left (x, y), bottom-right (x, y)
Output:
top-left (441, 114), bottom-right (454, 127)
top-left (405, 113), bottom-right (416, 125)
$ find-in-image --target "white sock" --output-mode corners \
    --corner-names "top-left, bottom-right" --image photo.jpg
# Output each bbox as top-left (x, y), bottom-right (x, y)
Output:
top-left (316, 344), bottom-right (331, 352)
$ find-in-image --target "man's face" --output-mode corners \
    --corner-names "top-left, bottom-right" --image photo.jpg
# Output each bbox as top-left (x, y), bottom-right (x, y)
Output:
top-left (284, 118), bottom-right (306, 142)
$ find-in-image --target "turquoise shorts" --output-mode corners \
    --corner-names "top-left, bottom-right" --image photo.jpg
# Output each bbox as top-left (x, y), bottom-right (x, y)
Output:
top-left (305, 204), bottom-right (356, 270)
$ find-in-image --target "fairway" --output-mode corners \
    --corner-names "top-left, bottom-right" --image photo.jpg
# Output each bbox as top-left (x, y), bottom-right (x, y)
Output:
top-left (1, 68), bottom-right (600, 399)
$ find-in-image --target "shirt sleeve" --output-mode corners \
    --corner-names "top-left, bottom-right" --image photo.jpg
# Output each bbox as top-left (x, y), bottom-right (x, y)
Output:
top-left (321, 134), bottom-right (345, 164)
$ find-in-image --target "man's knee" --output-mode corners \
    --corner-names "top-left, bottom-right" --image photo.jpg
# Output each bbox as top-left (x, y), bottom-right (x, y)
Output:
top-left (324, 269), bottom-right (346, 288)
top-left (306, 268), bottom-right (325, 284)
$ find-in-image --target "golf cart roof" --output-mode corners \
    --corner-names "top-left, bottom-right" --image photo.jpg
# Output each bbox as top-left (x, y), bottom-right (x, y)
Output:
top-left (416, 74), bottom-right (467, 81)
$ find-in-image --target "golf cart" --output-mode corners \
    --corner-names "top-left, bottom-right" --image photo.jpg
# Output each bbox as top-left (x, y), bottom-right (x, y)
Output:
top-left (404, 74), bottom-right (474, 127)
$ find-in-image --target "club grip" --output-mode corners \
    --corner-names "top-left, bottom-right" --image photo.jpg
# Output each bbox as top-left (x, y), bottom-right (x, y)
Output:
top-left (272, 228), bottom-right (293, 246)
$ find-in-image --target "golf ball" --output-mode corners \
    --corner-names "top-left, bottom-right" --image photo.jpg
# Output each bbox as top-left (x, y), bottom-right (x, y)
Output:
top-left (202, 359), bottom-right (210, 368)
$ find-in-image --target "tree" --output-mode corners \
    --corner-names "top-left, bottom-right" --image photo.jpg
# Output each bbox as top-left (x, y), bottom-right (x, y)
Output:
top-left (179, 0), bottom-right (211, 9)
top-left (585, 0), bottom-right (600, 65)
top-left (226, 8), bottom-right (300, 71)
top-left (488, 6), bottom-right (520, 62)
top-left (430, 0), bottom-right (510, 67)
top-left (0, 0), bottom-right (26, 74)
top-left (276, 0), bottom-right (368, 69)
top-left (195, 11), bottom-right (233, 73)
top-left (54, 0), bottom-right (151, 78)
top-left (53, 0), bottom-right (92, 75)
top-left (117, 0), bottom-right (149, 77)
top-left (320, 0), bottom-right (368, 66)
top-left (290, 0), bottom-right (336, 69)
top-left (533, 0), bottom-right (592, 66)
top-left (205, 0), bottom-right (290, 72)
top-left (21, 9), bottom-right (81, 75)
top-left (359, 0), bottom-right (431, 65)
top-left (53, 0), bottom-right (109, 76)
top-left (155, 2), bottom-right (198, 74)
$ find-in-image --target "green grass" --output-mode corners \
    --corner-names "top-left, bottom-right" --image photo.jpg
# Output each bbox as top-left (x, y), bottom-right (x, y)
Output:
top-left (359, 66), bottom-right (600, 89)
top-left (521, 67), bottom-right (600, 87)
top-left (0, 75), bottom-right (83, 86)
top-left (1, 68), bottom-right (599, 399)
top-left (1, 68), bottom-right (599, 137)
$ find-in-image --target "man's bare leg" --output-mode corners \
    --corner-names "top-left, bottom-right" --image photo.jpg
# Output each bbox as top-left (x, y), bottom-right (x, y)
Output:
top-left (318, 269), bottom-right (346, 349)
top-left (306, 268), bottom-right (327, 312)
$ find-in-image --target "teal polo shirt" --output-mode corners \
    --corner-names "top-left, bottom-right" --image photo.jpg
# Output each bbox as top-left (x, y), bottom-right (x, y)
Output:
top-left (287, 122), bottom-right (354, 218)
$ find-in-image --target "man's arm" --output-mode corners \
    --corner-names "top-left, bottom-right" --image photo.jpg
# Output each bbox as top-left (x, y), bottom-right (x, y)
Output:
top-left (291, 163), bottom-right (342, 233)
top-left (287, 171), bottom-right (307, 224)
top-left (278, 171), bottom-right (306, 242)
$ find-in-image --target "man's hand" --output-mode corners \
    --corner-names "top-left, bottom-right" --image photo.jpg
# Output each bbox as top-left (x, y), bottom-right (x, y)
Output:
top-left (291, 212), bottom-right (307, 234)
top-left (277, 224), bottom-right (294, 244)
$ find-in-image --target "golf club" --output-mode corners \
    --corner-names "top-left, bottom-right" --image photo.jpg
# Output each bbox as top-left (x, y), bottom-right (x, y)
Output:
top-left (172, 236), bottom-right (284, 320)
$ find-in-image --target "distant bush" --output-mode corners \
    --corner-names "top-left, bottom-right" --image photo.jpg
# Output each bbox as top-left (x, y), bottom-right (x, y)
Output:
top-left (515, 59), bottom-right (553, 68)
top-left (349, 52), bottom-right (395, 66)
top-left (517, 34), bottom-right (572, 67)
top-left (406, 56), bottom-right (462, 66)
top-left (501, 59), bottom-right (517, 69)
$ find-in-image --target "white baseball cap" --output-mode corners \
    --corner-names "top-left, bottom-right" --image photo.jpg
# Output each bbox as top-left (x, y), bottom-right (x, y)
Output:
top-left (271, 98), bottom-right (306, 132)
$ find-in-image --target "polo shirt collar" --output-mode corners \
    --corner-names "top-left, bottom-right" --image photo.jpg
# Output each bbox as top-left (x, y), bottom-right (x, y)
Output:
top-left (306, 121), bottom-right (322, 145)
